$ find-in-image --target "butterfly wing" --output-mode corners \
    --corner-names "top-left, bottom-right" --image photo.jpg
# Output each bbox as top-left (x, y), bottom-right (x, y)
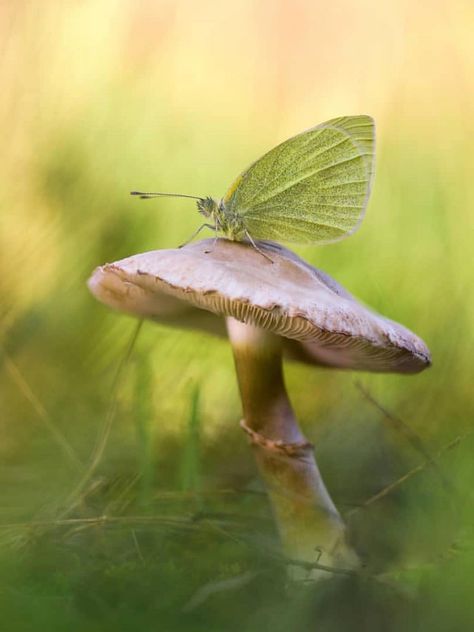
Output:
top-left (223, 115), bottom-right (375, 244)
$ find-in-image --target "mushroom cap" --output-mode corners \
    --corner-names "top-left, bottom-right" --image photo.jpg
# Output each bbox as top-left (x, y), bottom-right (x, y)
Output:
top-left (88, 239), bottom-right (431, 374)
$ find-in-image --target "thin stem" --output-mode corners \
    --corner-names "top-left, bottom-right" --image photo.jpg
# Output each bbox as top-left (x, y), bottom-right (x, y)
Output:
top-left (61, 320), bottom-right (143, 517)
top-left (2, 349), bottom-right (83, 470)
top-left (226, 317), bottom-right (359, 580)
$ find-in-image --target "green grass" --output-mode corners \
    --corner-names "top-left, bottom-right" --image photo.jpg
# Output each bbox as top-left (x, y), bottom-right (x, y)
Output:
top-left (1, 311), bottom-right (472, 630)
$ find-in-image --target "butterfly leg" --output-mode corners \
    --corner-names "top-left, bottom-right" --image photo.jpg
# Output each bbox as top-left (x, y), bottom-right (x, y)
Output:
top-left (179, 224), bottom-right (216, 248)
top-left (245, 231), bottom-right (274, 263)
top-left (204, 220), bottom-right (220, 254)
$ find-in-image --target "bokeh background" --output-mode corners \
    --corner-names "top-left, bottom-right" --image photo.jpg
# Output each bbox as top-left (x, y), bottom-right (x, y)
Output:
top-left (1, 1), bottom-right (473, 630)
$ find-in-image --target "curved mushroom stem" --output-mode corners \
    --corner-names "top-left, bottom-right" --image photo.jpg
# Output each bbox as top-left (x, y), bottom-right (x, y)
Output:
top-left (226, 317), bottom-right (359, 581)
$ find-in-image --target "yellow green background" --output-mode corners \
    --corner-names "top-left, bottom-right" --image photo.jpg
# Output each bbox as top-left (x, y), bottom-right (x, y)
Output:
top-left (0, 1), bottom-right (473, 630)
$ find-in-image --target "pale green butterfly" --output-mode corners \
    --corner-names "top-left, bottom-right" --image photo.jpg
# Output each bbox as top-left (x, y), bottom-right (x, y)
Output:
top-left (131, 115), bottom-right (375, 259)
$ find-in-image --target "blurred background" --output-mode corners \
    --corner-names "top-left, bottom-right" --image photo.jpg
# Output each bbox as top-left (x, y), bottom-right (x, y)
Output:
top-left (0, 1), bottom-right (473, 630)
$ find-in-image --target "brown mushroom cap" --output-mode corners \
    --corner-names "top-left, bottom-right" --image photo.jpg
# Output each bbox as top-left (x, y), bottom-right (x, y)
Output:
top-left (88, 239), bottom-right (431, 374)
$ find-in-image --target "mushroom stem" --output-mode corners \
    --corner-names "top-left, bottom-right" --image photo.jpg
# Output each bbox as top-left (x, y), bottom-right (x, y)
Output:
top-left (226, 317), bottom-right (359, 580)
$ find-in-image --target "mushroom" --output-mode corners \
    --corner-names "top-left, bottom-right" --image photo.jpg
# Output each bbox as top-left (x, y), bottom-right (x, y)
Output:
top-left (87, 238), bottom-right (431, 580)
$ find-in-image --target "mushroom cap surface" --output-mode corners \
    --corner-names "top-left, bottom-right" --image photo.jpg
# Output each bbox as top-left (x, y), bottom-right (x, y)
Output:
top-left (88, 239), bottom-right (431, 374)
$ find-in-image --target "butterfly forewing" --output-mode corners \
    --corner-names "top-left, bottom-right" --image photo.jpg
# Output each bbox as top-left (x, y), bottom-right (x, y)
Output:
top-left (223, 115), bottom-right (375, 244)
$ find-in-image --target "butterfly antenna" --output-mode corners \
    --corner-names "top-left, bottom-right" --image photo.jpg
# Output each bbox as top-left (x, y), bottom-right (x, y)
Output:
top-left (130, 191), bottom-right (202, 201)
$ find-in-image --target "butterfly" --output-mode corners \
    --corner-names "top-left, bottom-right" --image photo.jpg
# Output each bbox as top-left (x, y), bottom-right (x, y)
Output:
top-left (131, 115), bottom-right (375, 260)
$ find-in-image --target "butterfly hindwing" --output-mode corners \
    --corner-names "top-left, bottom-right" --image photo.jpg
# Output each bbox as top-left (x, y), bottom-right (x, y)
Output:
top-left (223, 115), bottom-right (375, 244)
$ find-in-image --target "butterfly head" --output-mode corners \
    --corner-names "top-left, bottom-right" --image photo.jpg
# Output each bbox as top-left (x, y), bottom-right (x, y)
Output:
top-left (196, 197), bottom-right (219, 218)
top-left (197, 196), bottom-right (245, 241)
